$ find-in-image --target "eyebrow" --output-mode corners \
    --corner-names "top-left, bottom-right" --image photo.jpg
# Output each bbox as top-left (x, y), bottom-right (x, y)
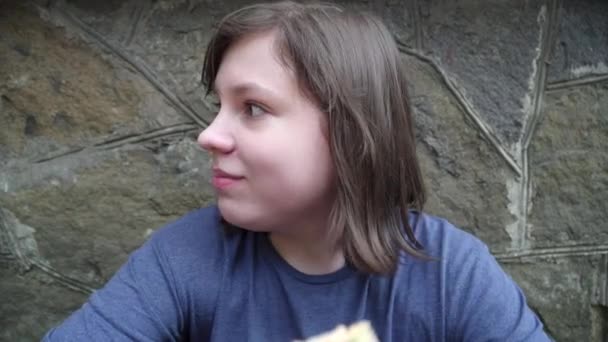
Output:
top-left (213, 82), bottom-right (279, 99)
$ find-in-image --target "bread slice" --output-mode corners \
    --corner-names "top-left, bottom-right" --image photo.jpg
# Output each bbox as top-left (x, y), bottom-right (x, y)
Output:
top-left (299, 321), bottom-right (379, 342)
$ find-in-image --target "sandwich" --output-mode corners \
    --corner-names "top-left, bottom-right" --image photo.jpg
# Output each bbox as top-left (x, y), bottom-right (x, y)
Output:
top-left (299, 321), bottom-right (379, 342)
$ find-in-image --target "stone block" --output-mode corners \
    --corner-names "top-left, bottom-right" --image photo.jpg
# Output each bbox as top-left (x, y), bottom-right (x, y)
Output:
top-left (528, 81), bottom-right (608, 247)
top-left (547, 0), bottom-right (608, 83)
top-left (503, 255), bottom-right (602, 342)
top-left (420, 0), bottom-right (547, 147)
top-left (0, 136), bottom-right (214, 288)
top-left (0, 2), bottom-right (190, 162)
top-left (56, 0), bottom-right (229, 125)
top-left (0, 267), bottom-right (88, 341)
top-left (334, 0), bottom-right (416, 47)
top-left (403, 54), bottom-right (516, 252)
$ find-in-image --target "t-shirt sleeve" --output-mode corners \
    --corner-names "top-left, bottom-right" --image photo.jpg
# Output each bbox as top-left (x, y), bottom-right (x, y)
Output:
top-left (446, 238), bottom-right (552, 341)
top-left (42, 233), bottom-right (184, 341)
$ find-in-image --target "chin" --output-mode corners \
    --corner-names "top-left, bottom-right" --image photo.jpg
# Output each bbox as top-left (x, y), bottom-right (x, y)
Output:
top-left (217, 199), bottom-right (270, 232)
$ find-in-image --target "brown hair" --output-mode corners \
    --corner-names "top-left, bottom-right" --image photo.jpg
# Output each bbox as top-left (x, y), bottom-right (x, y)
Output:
top-left (202, 1), bottom-right (429, 274)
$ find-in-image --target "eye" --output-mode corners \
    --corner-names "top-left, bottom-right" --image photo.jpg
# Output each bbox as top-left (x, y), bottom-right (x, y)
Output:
top-left (245, 103), bottom-right (266, 117)
top-left (206, 93), bottom-right (221, 113)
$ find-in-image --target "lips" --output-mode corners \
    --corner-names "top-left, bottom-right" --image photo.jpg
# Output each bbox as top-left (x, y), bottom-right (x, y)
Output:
top-left (211, 168), bottom-right (244, 189)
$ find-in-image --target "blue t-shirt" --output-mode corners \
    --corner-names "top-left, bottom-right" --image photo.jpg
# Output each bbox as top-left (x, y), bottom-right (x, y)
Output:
top-left (43, 206), bottom-right (551, 341)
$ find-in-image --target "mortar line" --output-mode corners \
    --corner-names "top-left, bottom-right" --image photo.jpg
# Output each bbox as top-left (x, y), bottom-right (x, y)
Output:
top-left (596, 255), bottom-right (608, 306)
top-left (602, 255), bottom-right (608, 306)
top-left (31, 124), bottom-right (198, 164)
top-left (518, 151), bottom-right (530, 249)
top-left (39, 4), bottom-right (210, 127)
top-left (31, 259), bottom-right (96, 294)
top-left (518, 0), bottom-right (561, 249)
top-left (94, 123), bottom-right (199, 150)
top-left (522, 0), bottom-right (561, 149)
top-left (1, 210), bottom-right (95, 294)
top-left (33, 147), bottom-right (86, 164)
top-left (546, 74), bottom-right (608, 91)
top-left (0, 210), bottom-right (32, 271)
top-left (412, 0), bottom-right (423, 51)
top-left (397, 43), bottom-right (522, 177)
top-left (124, 2), bottom-right (145, 46)
top-left (495, 244), bottom-right (608, 262)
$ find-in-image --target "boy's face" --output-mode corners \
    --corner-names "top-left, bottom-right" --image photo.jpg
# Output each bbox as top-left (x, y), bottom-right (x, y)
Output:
top-left (198, 31), bottom-right (336, 232)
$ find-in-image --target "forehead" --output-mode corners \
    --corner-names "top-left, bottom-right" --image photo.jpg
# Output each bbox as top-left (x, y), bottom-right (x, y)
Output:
top-left (214, 31), bottom-right (297, 96)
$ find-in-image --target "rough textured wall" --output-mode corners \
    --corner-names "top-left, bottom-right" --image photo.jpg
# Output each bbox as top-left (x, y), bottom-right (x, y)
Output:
top-left (0, 0), bottom-right (606, 341)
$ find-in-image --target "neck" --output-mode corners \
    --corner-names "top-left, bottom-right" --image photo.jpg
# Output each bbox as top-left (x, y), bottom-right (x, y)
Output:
top-left (268, 217), bottom-right (345, 275)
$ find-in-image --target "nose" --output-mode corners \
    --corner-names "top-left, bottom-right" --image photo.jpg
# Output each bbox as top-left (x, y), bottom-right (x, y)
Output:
top-left (197, 114), bottom-right (235, 154)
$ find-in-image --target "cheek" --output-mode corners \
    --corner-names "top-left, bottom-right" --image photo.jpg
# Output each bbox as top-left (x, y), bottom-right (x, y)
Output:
top-left (239, 125), bottom-right (333, 179)
top-left (243, 126), bottom-right (335, 199)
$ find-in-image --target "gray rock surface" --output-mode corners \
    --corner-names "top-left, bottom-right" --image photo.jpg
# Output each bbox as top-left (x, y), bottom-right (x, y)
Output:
top-left (528, 81), bottom-right (608, 247)
top-left (421, 0), bottom-right (547, 148)
top-left (1, 138), bottom-right (214, 288)
top-left (504, 256), bottom-right (600, 342)
top-left (0, 2), bottom-right (190, 164)
top-left (547, 0), bottom-right (608, 83)
top-left (0, 267), bottom-right (88, 341)
top-left (1, 0), bottom-right (607, 341)
top-left (404, 54), bottom-right (516, 253)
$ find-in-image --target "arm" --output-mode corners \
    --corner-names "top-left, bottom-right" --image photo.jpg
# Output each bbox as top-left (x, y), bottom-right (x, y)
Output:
top-left (42, 235), bottom-right (184, 341)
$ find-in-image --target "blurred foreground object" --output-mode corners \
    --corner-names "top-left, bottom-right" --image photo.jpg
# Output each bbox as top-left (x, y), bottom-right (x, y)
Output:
top-left (301, 321), bottom-right (379, 342)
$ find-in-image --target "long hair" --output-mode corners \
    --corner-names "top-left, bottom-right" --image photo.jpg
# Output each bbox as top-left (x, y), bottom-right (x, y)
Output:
top-left (202, 1), bottom-right (429, 274)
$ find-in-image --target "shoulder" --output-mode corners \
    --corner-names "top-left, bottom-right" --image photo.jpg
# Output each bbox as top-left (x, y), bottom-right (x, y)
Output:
top-left (407, 211), bottom-right (488, 261)
top-left (406, 211), bottom-right (502, 297)
top-left (145, 205), bottom-right (228, 282)
top-left (142, 205), bottom-right (232, 328)
top-left (406, 212), bottom-right (549, 340)
top-left (149, 205), bottom-right (224, 250)
top-left (400, 211), bottom-right (493, 295)
top-left (407, 211), bottom-right (495, 288)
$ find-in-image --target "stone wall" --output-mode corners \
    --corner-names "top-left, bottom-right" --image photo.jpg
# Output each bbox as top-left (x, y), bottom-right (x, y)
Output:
top-left (1, 0), bottom-right (606, 340)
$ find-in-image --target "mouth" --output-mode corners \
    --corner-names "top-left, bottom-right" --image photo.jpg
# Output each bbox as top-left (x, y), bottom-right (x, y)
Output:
top-left (212, 167), bottom-right (244, 189)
